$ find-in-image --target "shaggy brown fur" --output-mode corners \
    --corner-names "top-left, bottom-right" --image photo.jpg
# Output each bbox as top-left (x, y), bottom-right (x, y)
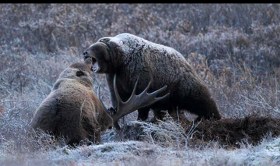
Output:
top-left (30, 62), bottom-right (113, 145)
top-left (83, 33), bottom-right (221, 122)
top-left (188, 115), bottom-right (280, 148)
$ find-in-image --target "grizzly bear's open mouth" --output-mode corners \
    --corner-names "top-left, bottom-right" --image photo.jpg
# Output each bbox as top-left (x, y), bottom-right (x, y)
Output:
top-left (91, 57), bottom-right (101, 73)
top-left (91, 57), bottom-right (97, 72)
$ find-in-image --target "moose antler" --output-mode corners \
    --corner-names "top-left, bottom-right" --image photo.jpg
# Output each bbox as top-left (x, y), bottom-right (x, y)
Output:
top-left (111, 74), bottom-right (170, 130)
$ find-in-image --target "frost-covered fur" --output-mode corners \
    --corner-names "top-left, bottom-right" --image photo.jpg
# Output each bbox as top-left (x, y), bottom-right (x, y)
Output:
top-left (30, 62), bottom-right (113, 145)
top-left (83, 33), bottom-right (221, 122)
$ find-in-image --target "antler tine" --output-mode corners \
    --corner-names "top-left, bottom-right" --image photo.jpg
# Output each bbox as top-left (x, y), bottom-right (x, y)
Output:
top-left (124, 76), bottom-right (139, 103)
top-left (113, 74), bottom-right (140, 104)
top-left (142, 77), bottom-right (152, 94)
top-left (146, 85), bottom-right (170, 103)
top-left (111, 74), bottom-right (170, 130)
top-left (113, 74), bottom-right (122, 104)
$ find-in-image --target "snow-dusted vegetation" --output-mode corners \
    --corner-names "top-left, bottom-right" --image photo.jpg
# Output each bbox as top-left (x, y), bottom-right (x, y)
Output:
top-left (0, 4), bottom-right (280, 165)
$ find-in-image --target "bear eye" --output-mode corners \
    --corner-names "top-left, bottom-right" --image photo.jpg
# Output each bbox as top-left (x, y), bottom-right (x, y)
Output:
top-left (76, 70), bottom-right (85, 77)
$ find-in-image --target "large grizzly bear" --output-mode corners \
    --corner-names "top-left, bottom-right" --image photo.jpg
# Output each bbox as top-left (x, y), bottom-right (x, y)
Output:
top-left (83, 33), bottom-right (221, 123)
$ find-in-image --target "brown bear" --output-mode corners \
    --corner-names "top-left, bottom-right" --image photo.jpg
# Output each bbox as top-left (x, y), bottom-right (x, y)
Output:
top-left (30, 62), bottom-right (113, 145)
top-left (83, 33), bottom-right (221, 123)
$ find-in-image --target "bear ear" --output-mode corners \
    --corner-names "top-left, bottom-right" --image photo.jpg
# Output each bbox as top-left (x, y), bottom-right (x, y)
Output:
top-left (76, 70), bottom-right (85, 77)
top-left (98, 37), bottom-right (111, 43)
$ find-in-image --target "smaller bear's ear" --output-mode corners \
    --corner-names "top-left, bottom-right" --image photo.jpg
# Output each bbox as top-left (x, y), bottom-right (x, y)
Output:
top-left (76, 70), bottom-right (85, 77)
top-left (98, 37), bottom-right (111, 43)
